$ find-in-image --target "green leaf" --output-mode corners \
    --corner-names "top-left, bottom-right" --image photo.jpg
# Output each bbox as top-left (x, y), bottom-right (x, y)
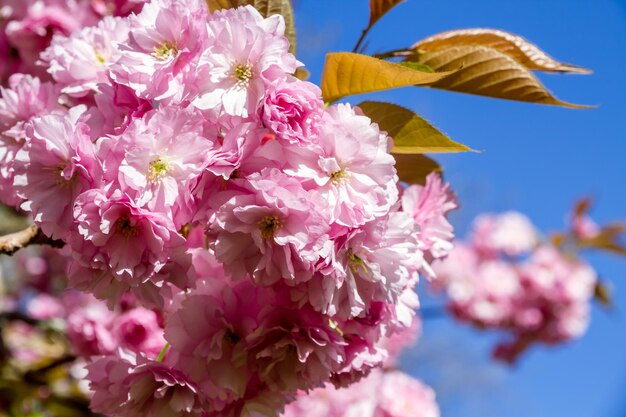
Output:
top-left (393, 154), bottom-right (442, 185)
top-left (358, 101), bottom-right (474, 153)
top-left (321, 52), bottom-right (456, 103)
top-left (205, 0), bottom-right (296, 54)
top-left (407, 45), bottom-right (591, 108)
top-left (369, 0), bottom-right (405, 26)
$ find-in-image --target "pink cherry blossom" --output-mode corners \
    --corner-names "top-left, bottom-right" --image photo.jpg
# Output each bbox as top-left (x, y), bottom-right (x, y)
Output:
top-left (4, 0), bottom-right (95, 77)
top-left (0, 74), bottom-right (62, 207)
top-left (68, 188), bottom-right (193, 308)
top-left (261, 76), bottom-right (324, 144)
top-left (288, 103), bottom-right (398, 227)
top-left (434, 221), bottom-right (597, 363)
top-left (108, 0), bottom-right (207, 102)
top-left (25, 292), bottom-right (65, 319)
top-left (282, 369), bottom-right (440, 417)
top-left (85, 81), bottom-right (154, 138)
top-left (112, 307), bottom-right (166, 357)
top-left (305, 211), bottom-right (421, 320)
top-left (13, 110), bottom-right (102, 239)
top-left (471, 211), bottom-right (538, 257)
top-left (41, 16), bottom-right (130, 97)
top-left (87, 350), bottom-right (204, 417)
top-left (112, 106), bottom-right (212, 227)
top-left (401, 172), bottom-right (458, 278)
top-left (67, 295), bottom-right (118, 357)
top-left (165, 279), bottom-right (268, 413)
top-left (211, 168), bottom-right (330, 285)
top-left (191, 5), bottom-right (298, 119)
top-left (90, 0), bottom-right (148, 17)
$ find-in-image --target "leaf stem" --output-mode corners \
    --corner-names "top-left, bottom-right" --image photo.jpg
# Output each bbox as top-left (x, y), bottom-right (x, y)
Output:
top-left (372, 47), bottom-right (415, 60)
top-left (352, 25), bottom-right (372, 53)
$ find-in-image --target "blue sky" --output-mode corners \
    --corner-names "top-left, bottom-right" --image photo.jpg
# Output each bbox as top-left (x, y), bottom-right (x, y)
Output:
top-left (293, 1), bottom-right (626, 416)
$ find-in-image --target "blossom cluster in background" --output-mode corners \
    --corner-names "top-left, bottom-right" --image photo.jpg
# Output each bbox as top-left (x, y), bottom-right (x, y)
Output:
top-left (433, 212), bottom-right (597, 363)
top-left (0, 0), bottom-right (459, 415)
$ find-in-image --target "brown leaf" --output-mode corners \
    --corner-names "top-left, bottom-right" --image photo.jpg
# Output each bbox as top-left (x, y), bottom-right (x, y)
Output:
top-left (205, 0), bottom-right (296, 54)
top-left (321, 52), bottom-right (456, 103)
top-left (408, 45), bottom-right (590, 108)
top-left (573, 196), bottom-right (593, 217)
top-left (594, 281), bottom-right (613, 308)
top-left (393, 153), bottom-right (442, 185)
top-left (550, 233), bottom-right (566, 247)
top-left (205, 0), bottom-right (237, 10)
top-left (579, 223), bottom-right (626, 256)
top-left (369, 0), bottom-right (405, 26)
top-left (294, 67), bottom-right (310, 81)
top-left (413, 28), bottom-right (591, 74)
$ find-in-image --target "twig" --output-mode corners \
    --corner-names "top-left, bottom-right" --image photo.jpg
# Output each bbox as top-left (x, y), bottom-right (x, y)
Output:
top-left (0, 311), bottom-right (40, 326)
top-left (23, 354), bottom-right (78, 385)
top-left (0, 225), bottom-right (65, 255)
top-left (353, 26), bottom-right (371, 53)
top-left (372, 47), bottom-right (415, 60)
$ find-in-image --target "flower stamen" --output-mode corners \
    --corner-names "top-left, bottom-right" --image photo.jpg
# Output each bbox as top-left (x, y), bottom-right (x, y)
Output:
top-left (330, 169), bottom-right (348, 184)
top-left (148, 157), bottom-right (170, 182)
top-left (153, 41), bottom-right (178, 60)
top-left (232, 64), bottom-right (253, 89)
top-left (115, 215), bottom-right (139, 238)
top-left (258, 215), bottom-right (282, 239)
top-left (347, 248), bottom-right (368, 273)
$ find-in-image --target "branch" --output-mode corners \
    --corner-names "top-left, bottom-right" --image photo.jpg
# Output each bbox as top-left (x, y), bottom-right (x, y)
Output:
top-left (0, 311), bottom-right (40, 326)
top-left (23, 354), bottom-right (78, 385)
top-left (0, 225), bottom-right (64, 255)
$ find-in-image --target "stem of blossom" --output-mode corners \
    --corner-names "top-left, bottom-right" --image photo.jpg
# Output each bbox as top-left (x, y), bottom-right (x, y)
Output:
top-left (156, 342), bottom-right (170, 362)
top-left (0, 225), bottom-right (65, 256)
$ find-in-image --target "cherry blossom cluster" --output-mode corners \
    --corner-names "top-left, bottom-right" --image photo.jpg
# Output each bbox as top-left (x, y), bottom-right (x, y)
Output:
top-left (280, 321), bottom-right (438, 417)
top-left (432, 212), bottom-right (597, 363)
top-left (1, 246), bottom-right (165, 363)
top-left (0, 0), bottom-right (459, 415)
top-left (0, 0), bottom-right (147, 82)
top-left (282, 368), bottom-right (440, 417)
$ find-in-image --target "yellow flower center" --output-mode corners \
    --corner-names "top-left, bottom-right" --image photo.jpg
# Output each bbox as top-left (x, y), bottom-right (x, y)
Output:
top-left (148, 157), bottom-right (170, 182)
top-left (233, 64), bottom-right (253, 88)
top-left (330, 169), bottom-right (348, 184)
top-left (154, 41), bottom-right (178, 60)
top-left (94, 49), bottom-right (107, 65)
top-left (347, 248), bottom-right (368, 273)
top-left (258, 215), bottom-right (282, 239)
